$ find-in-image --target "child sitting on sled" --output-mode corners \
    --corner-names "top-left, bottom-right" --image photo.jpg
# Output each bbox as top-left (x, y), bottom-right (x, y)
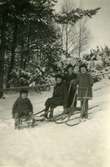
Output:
top-left (43, 74), bottom-right (66, 120)
top-left (12, 89), bottom-right (33, 128)
top-left (77, 64), bottom-right (94, 120)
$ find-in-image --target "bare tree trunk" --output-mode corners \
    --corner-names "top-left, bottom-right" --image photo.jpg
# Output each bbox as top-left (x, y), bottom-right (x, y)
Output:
top-left (27, 23), bottom-right (31, 62)
top-left (78, 21), bottom-right (82, 57)
top-left (7, 20), bottom-right (18, 87)
top-left (65, 24), bottom-right (69, 57)
top-left (60, 25), bottom-right (64, 48)
top-left (0, 15), bottom-right (6, 98)
top-left (20, 29), bottom-right (25, 70)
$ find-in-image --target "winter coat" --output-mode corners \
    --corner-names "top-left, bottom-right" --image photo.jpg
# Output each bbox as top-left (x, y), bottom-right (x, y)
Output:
top-left (45, 82), bottom-right (67, 108)
top-left (77, 73), bottom-right (94, 100)
top-left (64, 73), bottom-right (77, 89)
top-left (64, 73), bottom-right (77, 107)
top-left (12, 97), bottom-right (33, 118)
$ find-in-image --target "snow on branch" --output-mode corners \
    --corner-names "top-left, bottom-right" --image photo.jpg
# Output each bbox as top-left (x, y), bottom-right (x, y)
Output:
top-left (55, 7), bottom-right (101, 25)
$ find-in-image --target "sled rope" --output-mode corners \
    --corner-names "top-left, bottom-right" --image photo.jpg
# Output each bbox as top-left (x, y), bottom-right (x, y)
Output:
top-left (33, 109), bottom-right (45, 116)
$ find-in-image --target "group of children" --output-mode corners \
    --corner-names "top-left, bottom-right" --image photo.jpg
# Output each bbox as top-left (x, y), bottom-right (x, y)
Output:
top-left (12, 64), bottom-right (94, 125)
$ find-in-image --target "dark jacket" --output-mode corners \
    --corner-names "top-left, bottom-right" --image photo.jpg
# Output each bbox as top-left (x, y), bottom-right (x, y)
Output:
top-left (12, 97), bottom-right (33, 118)
top-left (45, 82), bottom-right (67, 108)
top-left (64, 73), bottom-right (77, 107)
top-left (53, 82), bottom-right (66, 97)
top-left (64, 73), bottom-right (77, 89)
top-left (77, 73), bottom-right (94, 99)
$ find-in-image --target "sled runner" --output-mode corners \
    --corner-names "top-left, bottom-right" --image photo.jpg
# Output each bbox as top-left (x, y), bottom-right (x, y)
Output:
top-left (14, 104), bottom-right (99, 129)
top-left (14, 108), bottom-right (46, 129)
top-left (14, 116), bottom-right (36, 129)
top-left (14, 108), bottom-right (53, 129)
top-left (65, 88), bottom-right (88, 127)
top-left (65, 104), bottom-right (99, 127)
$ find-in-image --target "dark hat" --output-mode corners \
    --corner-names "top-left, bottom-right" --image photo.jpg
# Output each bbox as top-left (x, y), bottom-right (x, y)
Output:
top-left (20, 89), bottom-right (28, 94)
top-left (79, 64), bottom-right (88, 71)
top-left (54, 74), bottom-right (63, 79)
top-left (66, 64), bottom-right (73, 70)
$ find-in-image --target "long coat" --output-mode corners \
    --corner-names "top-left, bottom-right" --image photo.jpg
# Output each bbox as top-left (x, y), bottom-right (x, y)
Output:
top-left (12, 97), bottom-right (33, 118)
top-left (77, 73), bottom-right (94, 100)
top-left (45, 82), bottom-right (67, 108)
top-left (64, 73), bottom-right (77, 107)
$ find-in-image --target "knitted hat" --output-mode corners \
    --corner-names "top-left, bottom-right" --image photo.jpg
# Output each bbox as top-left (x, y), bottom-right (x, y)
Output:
top-left (20, 89), bottom-right (28, 95)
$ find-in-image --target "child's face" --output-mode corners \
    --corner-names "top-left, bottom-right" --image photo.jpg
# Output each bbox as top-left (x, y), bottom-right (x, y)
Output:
top-left (68, 67), bottom-right (73, 74)
top-left (21, 93), bottom-right (28, 99)
top-left (74, 66), bottom-right (79, 73)
top-left (56, 77), bottom-right (62, 84)
top-left (80, 67), bottom-right (87, 73)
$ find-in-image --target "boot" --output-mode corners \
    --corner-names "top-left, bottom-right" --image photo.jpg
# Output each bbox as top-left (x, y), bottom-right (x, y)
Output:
top-left (43, 106), bottom-right (49, 119)
top-left (44, 110), bottom-right (48, 119)
top-left (48, 108), bottom-right (54, 121)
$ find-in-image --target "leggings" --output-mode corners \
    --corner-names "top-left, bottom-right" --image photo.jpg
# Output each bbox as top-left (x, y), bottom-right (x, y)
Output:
top-left (81, 99), bottom-right (88, 118)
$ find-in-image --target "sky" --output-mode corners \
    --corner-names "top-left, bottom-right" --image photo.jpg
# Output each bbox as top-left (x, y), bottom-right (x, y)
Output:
top-left (55, 0), bottom-right (110, 50)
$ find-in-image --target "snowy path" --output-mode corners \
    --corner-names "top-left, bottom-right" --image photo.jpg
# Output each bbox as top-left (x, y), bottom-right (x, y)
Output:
top-left (0, 79), bottom-right (110, 167)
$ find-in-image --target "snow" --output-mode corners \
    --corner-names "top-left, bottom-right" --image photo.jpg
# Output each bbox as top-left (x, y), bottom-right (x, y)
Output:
top-left (0, 79), bottom-right (110, 167)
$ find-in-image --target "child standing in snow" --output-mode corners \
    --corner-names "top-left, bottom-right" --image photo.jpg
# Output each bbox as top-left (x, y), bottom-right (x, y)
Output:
top-left (12, 89), bottom-right (33, 127)
top-left (77, 64), bottom-right (94, 120)
top-left (64, 64), bottom-right (77, 111)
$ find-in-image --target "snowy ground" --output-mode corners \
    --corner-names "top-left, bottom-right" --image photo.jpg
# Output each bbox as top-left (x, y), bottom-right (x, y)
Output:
top-left (0, 79), bottom-right (110, 167)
